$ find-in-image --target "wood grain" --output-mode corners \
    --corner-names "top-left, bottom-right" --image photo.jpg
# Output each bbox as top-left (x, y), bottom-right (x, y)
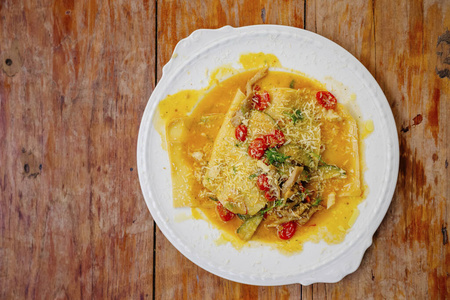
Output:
top-left (0, 0), bottom-right (449, 299)
top-left (305, 0), bottom-right (450, 299)
top-left (0, 0), bottom-right (156, 298)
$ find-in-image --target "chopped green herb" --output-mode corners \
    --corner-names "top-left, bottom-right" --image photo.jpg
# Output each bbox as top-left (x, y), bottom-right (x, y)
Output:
top-left (235, 143), bottom-right (240, 147)
top-left (284, 109), bottom-right (303, 124)
top-left (259, 199), bottom-right (284, 215)
top-left (265, 148), bottom-right (290, 166)
top-left (312, 197), bottom-right (322, 207)
top-left (249, 173), bottom-right (258, 180)
top-left (232, 166), bottom-right (237, 175)
top-left (289, 79), bottom-right (295, 88)
top-left (274, 199), bottom-right (284, 207)
top-left (208, 196), bottom-right (218, 201)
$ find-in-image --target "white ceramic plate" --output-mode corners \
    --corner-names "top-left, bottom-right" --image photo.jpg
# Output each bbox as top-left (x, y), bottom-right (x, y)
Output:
top-left (137, 25), bottom-right (399, 286)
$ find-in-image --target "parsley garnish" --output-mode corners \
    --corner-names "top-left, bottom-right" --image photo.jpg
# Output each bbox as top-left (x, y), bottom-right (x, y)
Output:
top-left (274, 199), bottom-right (284, 207)
top-left (232, 166), bottom-right (237, 175)
top-left (248, 173), bottom-right (258, 180)
top-left (208, 196), bottom-right (218, 202)
top-left (265, 148), bottom-right (290, 166)
top-left (259, 199), bottom-right (284, 215)
top-left (312, 197), bottom-right (322, 207)
top-left (285, 109), bottom-right (303, 124)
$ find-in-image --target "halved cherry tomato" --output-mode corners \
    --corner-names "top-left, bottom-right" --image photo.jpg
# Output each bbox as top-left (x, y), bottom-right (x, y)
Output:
top-left (235, 124), bottom-right (248, 142)
top-left (248, 137), bottom-right (268, 159)
top-left (264, 130), bottom-right (285, 148)
top-left (263, 134), bottom-right (278, 148)
top-left (278, 221), bottom-right (297, 240)
top-left (251, 94), bottom-right (262, 110)
top-left (272, 129), bottom-right (285, 147)
top-left (257, 174), bottom-right (270, 191)
top-left (261, 91), bottom-right (270, 106)
top-left (264, 190), bottom-right (277, 202)
top-left (252, 91), bottom-right (271, 111)
top-left (216, 202), bottom-right (235, 222)
top-left (316, 91), bottom-right (337, 110)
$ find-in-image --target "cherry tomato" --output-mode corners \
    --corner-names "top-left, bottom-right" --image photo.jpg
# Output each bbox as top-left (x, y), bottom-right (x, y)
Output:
top-left (235, 124), bottom-right (248, 142)
top-left (278, 221), bottom-right (297, 240)
top-left (216, 202), bottom-right (235, 222)
top-left (316, 91), bottom-right (337, 110)
top-left (264, 130), bottom-right (285, 148)
top-left (272, 129), bottom-right (285, 147)
top-left (263, 134), bottom-right (278, 148)
top-left (257, 174), bottom-right (270, 191)
top-left (252, 91), bottom-right (271, 111)
top-left (264, 190), bottom-right (277, 202)
top-left (248, 137), bottom-right (268, 159)
top-left (251, 94), bottom-right (262, 109)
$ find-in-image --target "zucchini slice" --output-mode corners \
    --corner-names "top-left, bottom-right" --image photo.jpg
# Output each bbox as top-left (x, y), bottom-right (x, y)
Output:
top-left (236, 214), bottom-right (264, 241)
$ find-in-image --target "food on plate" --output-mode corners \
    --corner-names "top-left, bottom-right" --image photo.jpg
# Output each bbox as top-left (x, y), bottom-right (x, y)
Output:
top-left (201, 68), bottom-right (359, 241)
top-left (159, 57), bottom-right (366, 250)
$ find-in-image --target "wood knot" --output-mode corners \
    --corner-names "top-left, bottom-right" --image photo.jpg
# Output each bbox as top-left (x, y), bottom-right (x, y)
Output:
top-left (412, 114), bottom-right (423, 126)
top-left (1, 41), bottom-right (23, 77)
top-left (432, 153), bottom-right (438, 162)
top-left (20, 149), bottom-right (41, 179)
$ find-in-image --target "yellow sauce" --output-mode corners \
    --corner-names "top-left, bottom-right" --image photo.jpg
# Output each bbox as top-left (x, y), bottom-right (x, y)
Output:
top-left (156, 53), bottom-right (371, 253)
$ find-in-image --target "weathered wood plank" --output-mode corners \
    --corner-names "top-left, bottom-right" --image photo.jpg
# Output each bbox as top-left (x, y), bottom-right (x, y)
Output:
top-left (156, 0), bottom-right (305, 80)
top-left (304, 0), bottom-right (449, 299)
top-left (155, 1), bottom-right (305, 299)
top-left (0, 0), bottom-right (156, 298)
top-left (1, 0), bottom-right (448, 298)
top-left (370, 0), bottom-right (449, 298)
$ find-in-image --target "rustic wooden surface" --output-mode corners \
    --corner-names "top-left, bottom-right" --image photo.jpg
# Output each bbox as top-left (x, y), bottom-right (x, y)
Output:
top-left (1, 0), bottom-right (448, 299)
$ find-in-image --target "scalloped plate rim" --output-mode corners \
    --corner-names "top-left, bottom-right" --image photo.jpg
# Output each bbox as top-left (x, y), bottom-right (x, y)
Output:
top-left (137, 25), bottom-right (399, 286)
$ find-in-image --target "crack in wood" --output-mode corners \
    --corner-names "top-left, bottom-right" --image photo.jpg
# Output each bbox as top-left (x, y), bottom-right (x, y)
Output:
top-left (442, 225), bottom-right (448, 245)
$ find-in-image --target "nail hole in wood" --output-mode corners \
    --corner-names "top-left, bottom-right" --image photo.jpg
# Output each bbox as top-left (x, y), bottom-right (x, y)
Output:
top-left (5, 59), bottom-right (12, 66)
top-left (24, 164), bottom-right (30, 173)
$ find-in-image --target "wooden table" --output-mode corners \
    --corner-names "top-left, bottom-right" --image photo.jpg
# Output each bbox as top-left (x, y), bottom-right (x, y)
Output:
top-left (1, 0), bottom-right (448, 299)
